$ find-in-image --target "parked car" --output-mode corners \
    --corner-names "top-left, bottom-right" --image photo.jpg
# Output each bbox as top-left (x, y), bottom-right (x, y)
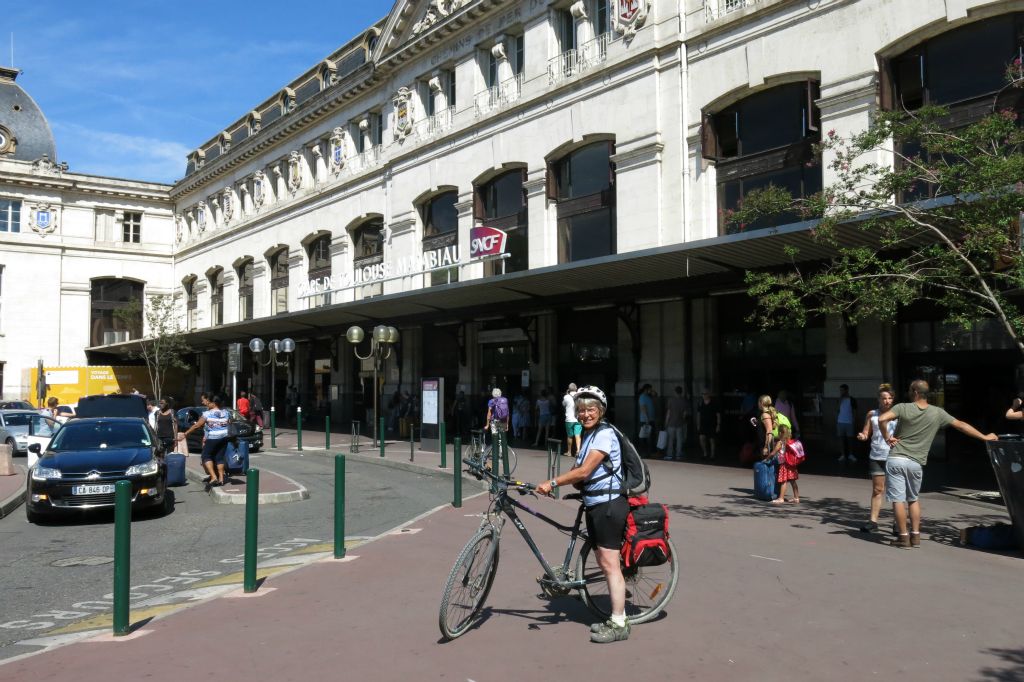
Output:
top-left (56, 404), bottom-right (76, 420)
top-left (24, 415), bottom-right (60, 467)
top-left (175, 406), bottom-right (263, 453)
top-left (25, 417), bottom-right (170, 523)
top-left (0, 400), bottom-right (34, 410)
top-left (0, 409), bottom-right (48, 454)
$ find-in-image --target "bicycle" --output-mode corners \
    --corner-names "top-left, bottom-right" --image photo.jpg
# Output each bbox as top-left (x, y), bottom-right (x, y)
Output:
top-left (464, 427), bottom-right (519, 476)
top-left (438, 454), bottom-right (678, 640)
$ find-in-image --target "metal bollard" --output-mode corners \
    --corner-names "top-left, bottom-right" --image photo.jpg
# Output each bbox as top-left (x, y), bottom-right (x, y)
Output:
top-left (491, 434), bottom-right (500, 493)
top-left (270, 407), bottom-right (277, 448)
top-left (555, 441), bottom-right (562, 500)
top-left (296, 406), bottom-right (303, 452)
top-left (325, 415), bottom-right (331, 450)
top-left (379, 417), bottom-right (386, 458)
top-left (409, 424), bottom-right (415, 462)
top-left (334, 455), bottom-right (346, 559)
top-left (546, 441), bottom-right (554, 480)
top-left (439, 422), bottom-right (447, 469)
top-left (351, 421), bottom-right (360, 453)
top-left (112, 479), bottom-right (131, 635)
top-left (453, 436), bottom-right (462, 508)
top-left (501, 431), bottom-right (510, 478)
top-left (243, 468), bottom-right (260, 593)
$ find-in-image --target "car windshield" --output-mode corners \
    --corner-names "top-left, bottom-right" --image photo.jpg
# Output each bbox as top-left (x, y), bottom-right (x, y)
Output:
top-left (2, 413), bottom-right (33, 434)
top-left (49, 422), bottom-right (152, 451)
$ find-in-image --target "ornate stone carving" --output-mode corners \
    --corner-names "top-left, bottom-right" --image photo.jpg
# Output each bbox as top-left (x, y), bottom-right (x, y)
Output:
top-left (28, 203), bottom-right (59, 235)
top-left (329, 127), bottom-right (347, 173)
top-left (613, 0), bottom-right (651, 42)
top-left (174, 214), bottom-right (185, 244)
top-left (393, 87), bottom-right (414, 142)
top-left (288, 151), bottom-right (303, 193)
top-left (253, 170), bottom-right (266, 208)
top-left (412, 0), bottom-right (467, 35)
top-left (196, 202), bottom-right (208, 233)
top-left (31, 154), bottom-right (66, 176)
top-left (222, 188), bottom-right (234, 223)
top-left (570, 1), bottom-right (588, 20)
top-left (491, 40), bottom-right (507, 62)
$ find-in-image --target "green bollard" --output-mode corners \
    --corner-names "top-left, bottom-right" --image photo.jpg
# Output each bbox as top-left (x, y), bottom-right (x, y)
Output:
top-left (379, 417), bottom-right (386, 458)
top-left (491, 433), bottom-right (500, 492)
top-left (334, 455), bottom-right (346, 559)
top-left (296, 406), bottom-right (303, 452)
top-left (439, 422), bottom-right (447, 469)
top-left (453, 436), bottom-right (462, 508)
top-left (409, 423), bottom-right (415, 462)
top-left (112, 479), bottom-right (131, 636)
top-left (555, 442), bottom-right (562, 500)
top-left (270, 407), bottom-right (277, 449)
top-left (501, 431), bottom-right (510, 478)
top-left (325, 415), bottom-right (330, 450)
top-left (243, 468), bottom-right (260, 593)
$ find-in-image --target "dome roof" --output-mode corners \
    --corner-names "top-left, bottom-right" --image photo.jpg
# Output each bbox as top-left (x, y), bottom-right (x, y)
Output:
top-left (0, 67), bottom-right (57, 162)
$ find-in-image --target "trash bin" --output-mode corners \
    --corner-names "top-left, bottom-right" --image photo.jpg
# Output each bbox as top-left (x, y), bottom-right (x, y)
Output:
top-left (986, 436), bottom-right (1024, 551)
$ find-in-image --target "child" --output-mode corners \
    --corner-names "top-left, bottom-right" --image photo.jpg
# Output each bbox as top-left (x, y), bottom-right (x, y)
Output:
top-left (772, 423), bottom-right (802, 504)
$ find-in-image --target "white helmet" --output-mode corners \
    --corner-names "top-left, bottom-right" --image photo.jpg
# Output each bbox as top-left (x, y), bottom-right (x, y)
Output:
top-left (492, 388), bottom-right (502, 398)
top-left (574, 385), bottom-right (607, 407)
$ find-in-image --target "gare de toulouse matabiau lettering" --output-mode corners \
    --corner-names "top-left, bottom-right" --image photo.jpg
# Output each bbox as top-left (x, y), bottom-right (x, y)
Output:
top-left (298, 226), bottom-right (508, 298)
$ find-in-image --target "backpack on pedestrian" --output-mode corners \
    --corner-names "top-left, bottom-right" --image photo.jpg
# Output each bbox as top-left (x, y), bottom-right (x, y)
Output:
top-left (589, 422), bottom-right (650, 497)
top-left (491, 396), bottom-right (510, 422)
top-left (784, 438), bottom-right (806, 467)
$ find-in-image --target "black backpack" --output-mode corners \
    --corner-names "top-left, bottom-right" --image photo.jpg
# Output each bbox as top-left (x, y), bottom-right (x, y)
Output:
top-left (586, 422), bottom-right (651, 499)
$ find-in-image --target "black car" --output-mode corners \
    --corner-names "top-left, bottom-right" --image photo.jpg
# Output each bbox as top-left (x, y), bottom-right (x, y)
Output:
top-left (0, 400), bottom-right (34, 410)
top-left (176, 407), bottom-right (263, 453)
top-left (25, 417), bottom-right (170, 522)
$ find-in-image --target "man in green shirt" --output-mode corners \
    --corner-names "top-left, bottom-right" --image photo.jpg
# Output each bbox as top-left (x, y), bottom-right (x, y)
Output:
top-left (878, 380), bottom-right (997, 549)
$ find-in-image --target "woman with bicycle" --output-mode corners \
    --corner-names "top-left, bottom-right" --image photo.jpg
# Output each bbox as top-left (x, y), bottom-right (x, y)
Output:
top-left (536, 386), bottom-right (630, 644)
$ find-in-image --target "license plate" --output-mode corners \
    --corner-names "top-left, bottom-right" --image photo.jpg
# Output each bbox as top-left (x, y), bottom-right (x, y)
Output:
top-left (72, 484), bottom-right (116, 495)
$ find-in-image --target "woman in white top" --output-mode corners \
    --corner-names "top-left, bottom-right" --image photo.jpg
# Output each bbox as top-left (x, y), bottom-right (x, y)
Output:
top-left (856, 383), bottom-right (897, 532)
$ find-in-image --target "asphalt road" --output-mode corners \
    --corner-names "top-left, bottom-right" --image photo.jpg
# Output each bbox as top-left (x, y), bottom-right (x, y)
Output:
top-left (0, 452), bottom-right (455, 659)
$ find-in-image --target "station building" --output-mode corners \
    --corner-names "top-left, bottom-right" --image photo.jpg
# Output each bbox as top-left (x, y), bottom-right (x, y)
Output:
top-left (2, 0), bottom-right (1021, 472)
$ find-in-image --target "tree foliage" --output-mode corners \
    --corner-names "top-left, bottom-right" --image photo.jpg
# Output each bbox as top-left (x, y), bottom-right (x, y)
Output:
top-left (114, 294), bottom-right (190, 399)
top-left (728, 90), bottom-right (1024, 357)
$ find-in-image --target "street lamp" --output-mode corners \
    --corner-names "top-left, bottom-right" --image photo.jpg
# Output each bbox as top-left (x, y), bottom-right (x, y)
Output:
top-left (249, 337), bottom-right (295, 443)
top-left (346, 324), bottom-right (399, 446)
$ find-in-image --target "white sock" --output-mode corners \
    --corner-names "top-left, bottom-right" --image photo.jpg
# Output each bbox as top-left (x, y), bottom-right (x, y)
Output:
top-left (611, 613), bottom-right (626, 628)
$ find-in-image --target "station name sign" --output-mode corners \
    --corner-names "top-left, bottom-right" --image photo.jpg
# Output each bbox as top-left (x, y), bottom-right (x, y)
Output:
top-left (297, 227), bottom-right (508, 299)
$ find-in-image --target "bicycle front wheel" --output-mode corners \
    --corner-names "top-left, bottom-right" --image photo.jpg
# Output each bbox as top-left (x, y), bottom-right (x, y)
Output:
top-left (577, 537), bottom-right (678, 624)
top-left (439, 526), bottom-right (500, 640)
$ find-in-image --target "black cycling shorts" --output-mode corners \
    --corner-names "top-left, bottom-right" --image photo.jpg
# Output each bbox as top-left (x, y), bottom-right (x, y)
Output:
top-left (585, 496), bottom-right (629, 550)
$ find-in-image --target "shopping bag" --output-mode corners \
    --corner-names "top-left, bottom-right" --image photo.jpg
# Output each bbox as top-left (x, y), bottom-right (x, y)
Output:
top-left (656, 430), bottom-right (668, 450)
top-left (639, 424), bottom-right (652, 439)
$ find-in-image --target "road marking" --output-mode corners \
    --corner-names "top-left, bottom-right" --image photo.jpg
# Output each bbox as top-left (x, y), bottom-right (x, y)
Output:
top-left (388, 527), bottom-right (421, 535)
top-left (750, 554), bottom-right (783, 562)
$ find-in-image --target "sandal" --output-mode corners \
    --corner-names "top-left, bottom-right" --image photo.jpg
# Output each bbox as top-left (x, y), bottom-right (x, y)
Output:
top-left (770, 498), bottom-right (786, 505)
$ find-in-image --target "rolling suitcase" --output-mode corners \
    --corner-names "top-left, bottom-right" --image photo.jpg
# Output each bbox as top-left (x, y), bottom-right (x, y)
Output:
top-left (753, 457), bottom-right (778, 501)
top-left (165, 453), bottom-right (187, 486)
top-left (225, 438), bottom-right (250, 475)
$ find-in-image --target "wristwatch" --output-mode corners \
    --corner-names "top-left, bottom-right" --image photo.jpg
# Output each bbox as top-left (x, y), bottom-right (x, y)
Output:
top-left (549, 479), bottom-right (558, 488)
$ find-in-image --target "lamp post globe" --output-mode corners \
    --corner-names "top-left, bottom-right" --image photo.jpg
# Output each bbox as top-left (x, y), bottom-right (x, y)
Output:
top-left (280, 338), bottom-right (296, 354)
top-left (249, 338), bottom-right (265, 353)
top-left (269, 339), bottom-right (281, 353)
top-left (386, 326), bottom-right (399, 344)
top-left (373, 324), bottom-right (389, 343)
top-left (346, 326), bottom-right (364, 345)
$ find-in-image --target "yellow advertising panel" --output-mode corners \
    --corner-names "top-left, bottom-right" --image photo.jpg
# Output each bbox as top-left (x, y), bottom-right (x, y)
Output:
top-left (22, 366), bottom-right (190, 407)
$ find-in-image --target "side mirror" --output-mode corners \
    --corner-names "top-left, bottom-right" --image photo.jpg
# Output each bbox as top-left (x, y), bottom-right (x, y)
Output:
top-left (28, 443), bottom-right (41, 454)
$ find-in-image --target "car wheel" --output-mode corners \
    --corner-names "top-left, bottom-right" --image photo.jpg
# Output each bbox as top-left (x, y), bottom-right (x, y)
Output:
top-left (26, 504), bottom-right (43, 524)
top-left (160, 488), bottom-right (174, 517)
top-left (5, 438), bottom-right (17, 454)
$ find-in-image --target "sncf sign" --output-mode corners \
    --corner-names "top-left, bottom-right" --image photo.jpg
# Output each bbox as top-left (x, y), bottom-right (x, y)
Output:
top-left (470, 226), bottom-right (508, 259)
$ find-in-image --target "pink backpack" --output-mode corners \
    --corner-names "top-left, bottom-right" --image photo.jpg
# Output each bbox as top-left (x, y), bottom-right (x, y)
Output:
top-left (784, 439), bottom-right (806, 467)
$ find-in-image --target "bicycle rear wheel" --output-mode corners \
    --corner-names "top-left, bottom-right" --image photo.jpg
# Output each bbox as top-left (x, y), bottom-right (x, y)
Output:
top-left (481, 444), bottom-right (518, 476)
top-left (577, 537), bottom-right (678, 624)
top-left (439, 526), bottom-right (500, 640)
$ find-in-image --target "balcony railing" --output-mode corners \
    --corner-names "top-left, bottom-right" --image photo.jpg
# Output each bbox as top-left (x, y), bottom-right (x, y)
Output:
top-left (547, 32), bottom-right (612, 86)
top-left (474, 74), bottom-right (524, 117)
top-left (417, 107), bottom-right (455, 139)
top-left (354, 146), bottom-right (382, 172)
top-left (704, 0), bottom-right (758, 22)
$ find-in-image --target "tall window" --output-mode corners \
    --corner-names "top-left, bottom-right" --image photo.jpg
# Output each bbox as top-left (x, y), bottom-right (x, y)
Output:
top-left (353, 218), bottom-right (384, 261)
top-left (446, 69), bottom-right (457, 109)
top-left (421, 191), bottom-right (459, 286)
top-left (372, 111), bottom-right (384, 147)
top-left (308, 235), bottom-right (332, 307)
top-left (514, 34), bottom-right (525, 76)
top-left (550, 141), bottom-right (616, 262)
top-left (122, 211), bottom-right (142, 243)
top-left (596, 0), bottom-right (610, 36)
top-left (237, 259), bottom-right (254, 321)
top-left (209, 269), bottom-right (224, 326)
top-left (185, 277), bottom-right (199, 330)
top-left (269, 249), bottom-right (289, 315)
top-left (557, 9), bottom-right (577, 53)
top-left (703, 81), bottom-right (822, 233)
top-left (487, 50), bottom-right (499, 88)
top-left (90, 278), bottom-right (143, 347)
top-left (0, 265), bottom-right (4, 332)
top-left (0, 199), bottom-right (20, 233)
top-left (476, 169), bottom-right (528, 275)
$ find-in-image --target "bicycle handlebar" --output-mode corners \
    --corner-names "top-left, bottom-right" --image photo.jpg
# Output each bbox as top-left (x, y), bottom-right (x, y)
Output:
top-left (464, 456), bottom-right (534, 492)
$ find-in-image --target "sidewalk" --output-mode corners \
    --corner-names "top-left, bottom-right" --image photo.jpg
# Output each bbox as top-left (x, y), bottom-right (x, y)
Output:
top-left (5, 436), bottom-right (1022, 681)
top-left (0, 463), bottom-right (25, 518)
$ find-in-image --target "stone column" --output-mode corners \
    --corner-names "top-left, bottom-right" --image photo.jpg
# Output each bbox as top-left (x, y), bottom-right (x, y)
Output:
top-left (524, 169), bottom-right (550, 269)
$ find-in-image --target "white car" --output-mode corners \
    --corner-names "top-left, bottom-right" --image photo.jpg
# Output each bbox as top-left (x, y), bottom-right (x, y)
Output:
top-left (24, 415), bottom-right (60, 467)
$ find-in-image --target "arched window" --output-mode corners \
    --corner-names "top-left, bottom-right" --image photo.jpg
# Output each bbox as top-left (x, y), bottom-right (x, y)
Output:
top-left (184, 276), bottom-right (199, 330)
top-left (237, 259), bottom-right (254, 321)
top-left (475, 169), bottom-right (528, 275)
top-left (352, 218), bottom-right (384, 262)
top-left (307, 234), bottom-right (332, 307)
top-left (421, 191), bottom-right (459, 286)
top-left (269, 249), bottom-right (289, 315)
top-left (548, 141), bottom-right (616, 262)
top-left (209, 269), bottom-right (224, 326)
top-left (90, 278), bottom-right (143, 347)
top-left (702, 81), bottom-right (821, 233)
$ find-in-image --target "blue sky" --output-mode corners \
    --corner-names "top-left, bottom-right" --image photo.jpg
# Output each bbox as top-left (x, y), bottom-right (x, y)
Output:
top-left (6, 1), bottom-right (395, 184)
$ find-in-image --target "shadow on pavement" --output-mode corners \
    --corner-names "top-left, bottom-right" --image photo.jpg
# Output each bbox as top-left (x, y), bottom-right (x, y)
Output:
top-left (975, 647), bottom-right (1024, 681)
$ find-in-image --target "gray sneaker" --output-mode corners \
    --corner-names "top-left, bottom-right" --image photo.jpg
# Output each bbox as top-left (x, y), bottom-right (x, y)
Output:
top-left (590, 619), bottom-right (613, 633)
top-left (590, 620), bottom-right (630, 643)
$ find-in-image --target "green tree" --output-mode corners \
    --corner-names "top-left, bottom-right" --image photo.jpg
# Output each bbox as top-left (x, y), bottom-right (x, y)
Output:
top-left (728, 91), bottom-right (1024, 357)
top-left (114, 294), bottom-right (190, 399)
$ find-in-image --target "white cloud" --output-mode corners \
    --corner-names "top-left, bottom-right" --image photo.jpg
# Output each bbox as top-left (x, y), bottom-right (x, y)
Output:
top-left (50, 122), bottom-right (190, 184)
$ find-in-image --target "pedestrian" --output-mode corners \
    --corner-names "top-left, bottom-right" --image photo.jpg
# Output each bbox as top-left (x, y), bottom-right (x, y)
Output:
top-left (146, 398), bottom-right (158, 431)
top-left (486, 388), bottom-right (510, 440)
top-left (512, 392), bottom-right (531, 439)
top-left (756, 395), bottom-right (777, 462)
top-left (178, 393), bottom-right (233, 487)
top-left (563, 383), bottom-right (581, 457)
top-left (771, 420), bottom-right (800, 504)
top-left (535, 386), bottom-right (630, 643)
top-left (41, 396), bottom-right (59, 420)
top-left (249, 392), bottom-right (264, 427)
top-left (697, 388), bottom-right (721, 459)
top-left (856, 383), bottom-right (897, 532)
top-left (237, 390), bottom-right (251, 421)
top-left (637, 383), bottom-right (655, 453)
top-left (775, 389), bottom-right (800, 437)
top-left (836, 384), bottom-right (858, 463)
top-left (664, 386), bottom-right (689, 461)
top-left (533, 389), bottom-right (553, 447)
top-left (156, 397), bottom-right (178, 453)
top-left (878, 380), bottom-right (997, 549)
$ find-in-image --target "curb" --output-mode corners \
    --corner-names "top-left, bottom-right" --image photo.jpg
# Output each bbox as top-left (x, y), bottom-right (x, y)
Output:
top-left (183, 466), bottom-right (310, 505)
top-left (0, 465), bottom-right (26, 519)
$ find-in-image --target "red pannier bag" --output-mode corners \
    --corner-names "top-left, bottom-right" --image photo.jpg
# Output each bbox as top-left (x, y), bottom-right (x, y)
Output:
top-left (621, 496), bottom-right (671, 568)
